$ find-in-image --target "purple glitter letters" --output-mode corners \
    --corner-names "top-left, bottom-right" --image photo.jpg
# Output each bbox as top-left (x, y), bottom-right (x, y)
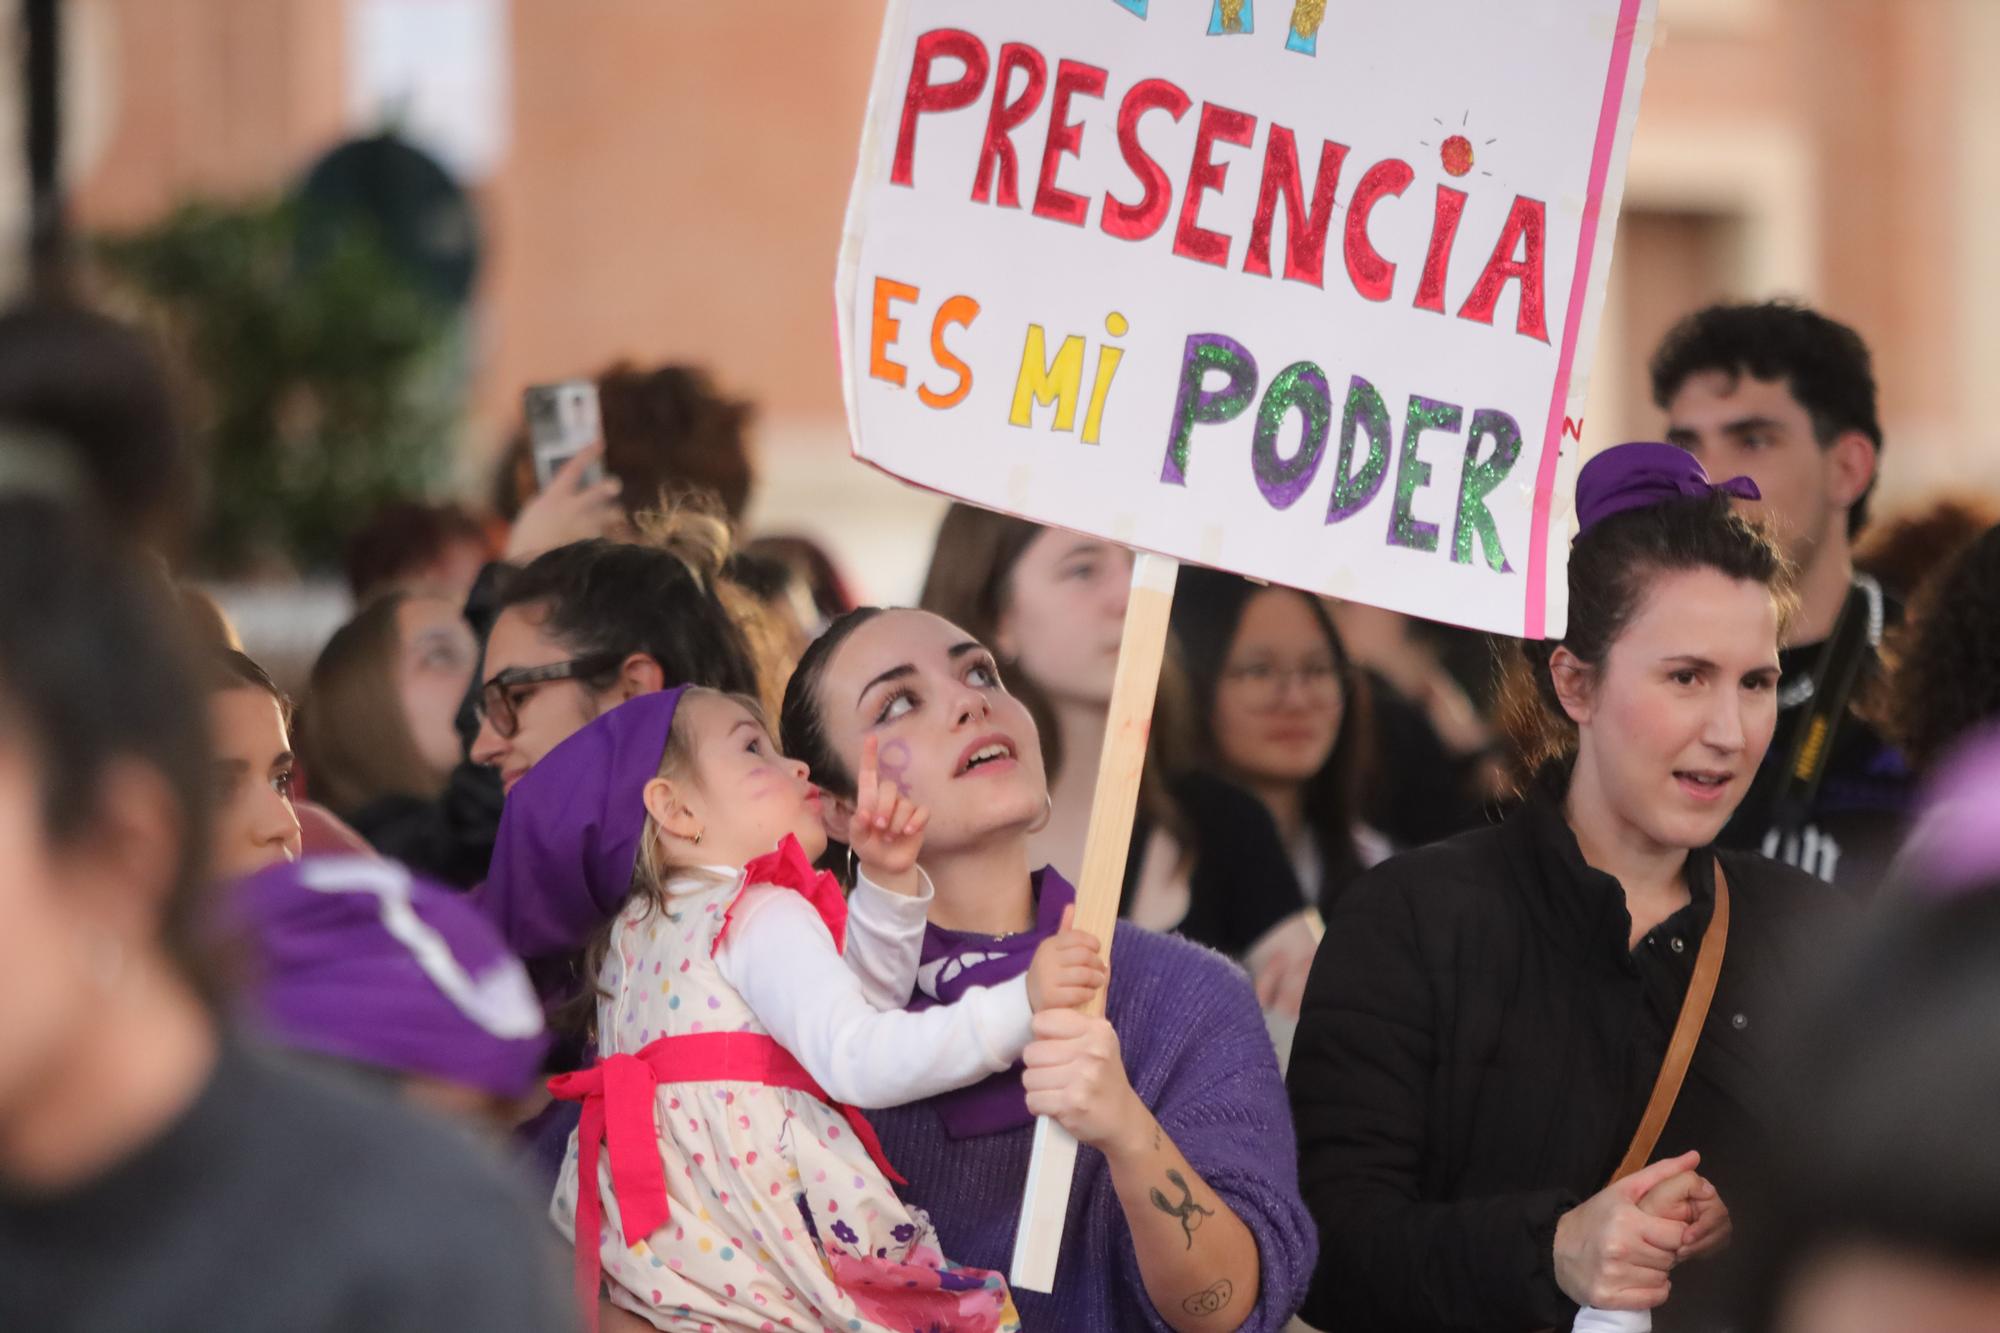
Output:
top-left (1251, 361), bottom-right (1331, 509)
top-left (1161, 333), bottom-right (1259, 485)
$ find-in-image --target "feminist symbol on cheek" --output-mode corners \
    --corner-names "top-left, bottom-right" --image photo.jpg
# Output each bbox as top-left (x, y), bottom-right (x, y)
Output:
top-left (876, 740), bottom-right (915, 799)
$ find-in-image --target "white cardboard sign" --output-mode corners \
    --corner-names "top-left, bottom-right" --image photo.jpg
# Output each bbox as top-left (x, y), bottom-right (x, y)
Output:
top-left (838, 0), bottom-right (1657, 638)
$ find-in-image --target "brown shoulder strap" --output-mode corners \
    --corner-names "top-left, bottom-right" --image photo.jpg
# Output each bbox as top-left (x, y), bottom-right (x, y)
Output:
top-left (1610, 861), bottom-right (1731, 1184)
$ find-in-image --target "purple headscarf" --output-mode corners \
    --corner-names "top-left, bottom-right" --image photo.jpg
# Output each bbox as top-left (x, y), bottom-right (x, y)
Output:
top-left (228, 856), bottom-right (549, 1100)
top-left (478, 687), bottom-right (686, 969)
top-left (1575, 441), bottom-right (1760, 537)
top-left (908, 867), bottom-right (1079, 1138)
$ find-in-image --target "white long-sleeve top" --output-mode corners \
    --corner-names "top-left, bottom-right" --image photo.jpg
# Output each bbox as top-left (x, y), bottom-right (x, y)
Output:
top-left (840, 868), bottom-right (934, 1011)
top-left (715, 871), bottom-right (1033, 1111)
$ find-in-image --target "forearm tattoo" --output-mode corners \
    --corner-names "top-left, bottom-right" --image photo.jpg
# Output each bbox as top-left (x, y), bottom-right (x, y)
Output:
top-left (1149, 1168), bottom-right (1214, 1250)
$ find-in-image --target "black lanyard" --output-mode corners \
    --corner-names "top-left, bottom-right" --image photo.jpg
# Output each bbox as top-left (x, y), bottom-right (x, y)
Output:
top-left (1768, 576), bottom-right (1879, 835)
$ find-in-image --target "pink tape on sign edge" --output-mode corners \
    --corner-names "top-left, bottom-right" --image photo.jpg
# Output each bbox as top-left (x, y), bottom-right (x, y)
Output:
top-left (1523, 0), bottom-right (1645, 641)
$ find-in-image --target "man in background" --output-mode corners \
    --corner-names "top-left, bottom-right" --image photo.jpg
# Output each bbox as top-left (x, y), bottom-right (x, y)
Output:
top-left (1652, 300), bottom-right (1910, 893)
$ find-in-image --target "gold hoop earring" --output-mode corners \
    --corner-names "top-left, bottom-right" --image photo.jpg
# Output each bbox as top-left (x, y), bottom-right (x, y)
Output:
top-left (1027, 792), bottom-right (1054, 834)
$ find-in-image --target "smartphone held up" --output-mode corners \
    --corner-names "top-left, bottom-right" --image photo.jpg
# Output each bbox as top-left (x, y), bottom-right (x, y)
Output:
top-left (525, 380), bottom-right (606, 491)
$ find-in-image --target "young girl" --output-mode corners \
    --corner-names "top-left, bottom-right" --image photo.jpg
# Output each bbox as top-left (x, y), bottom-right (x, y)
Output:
top-left (506, 685), bottom-right (1104, 1332)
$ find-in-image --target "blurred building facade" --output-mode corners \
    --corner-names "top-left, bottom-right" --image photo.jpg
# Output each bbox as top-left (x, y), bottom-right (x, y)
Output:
top-left (15, 0), bottom-right (1999, 599)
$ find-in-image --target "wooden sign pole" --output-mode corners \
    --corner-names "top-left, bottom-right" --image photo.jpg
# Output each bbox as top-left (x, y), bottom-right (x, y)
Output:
top-left (1010, 550), bottom-right (1180, 1291)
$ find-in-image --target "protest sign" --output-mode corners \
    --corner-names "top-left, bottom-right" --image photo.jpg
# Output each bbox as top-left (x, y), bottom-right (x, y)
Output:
top-left (839, 0), bottom-right (1656, 639)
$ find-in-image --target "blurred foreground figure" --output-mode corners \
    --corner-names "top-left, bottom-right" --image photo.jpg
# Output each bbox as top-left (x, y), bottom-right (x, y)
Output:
top-left (0, 500), bottom-right (572, 1333)
top-left (1746, 731), bottom-right (2000, 1333)
top-left (0, 301), bottom-right (188, 552)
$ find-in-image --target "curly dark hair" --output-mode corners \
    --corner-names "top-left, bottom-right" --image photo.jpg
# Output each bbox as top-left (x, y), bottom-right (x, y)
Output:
top-left (342, 500), bottom-right (493, 600)
top-left (495, 362), bottom-right (756, 524)
top-left (1858, 496), bottom-right (2000, 604)
top-left (1650, 301), bottom-right (1882, 535)
top-left (1891, 523), bottom-right (2000, 773)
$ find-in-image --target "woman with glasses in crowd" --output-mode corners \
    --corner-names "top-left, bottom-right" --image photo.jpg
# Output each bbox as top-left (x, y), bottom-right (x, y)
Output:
top-left (1170, 569), bottom-right (1385, 911)
top-left (1166, 569), bottom-right (1386, 1042)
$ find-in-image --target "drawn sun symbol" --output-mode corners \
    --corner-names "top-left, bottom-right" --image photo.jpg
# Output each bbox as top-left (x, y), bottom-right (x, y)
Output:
top-left (1420, 113), bottom-right (1496, 179)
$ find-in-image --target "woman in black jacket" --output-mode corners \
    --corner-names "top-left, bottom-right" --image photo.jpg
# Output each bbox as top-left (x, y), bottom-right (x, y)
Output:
top-left (1288, 443), bottom-right (1843, 1332)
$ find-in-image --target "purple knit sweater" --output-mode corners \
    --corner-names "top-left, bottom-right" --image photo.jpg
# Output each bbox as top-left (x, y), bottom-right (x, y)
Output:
top-left (870, 921), bottom-right (1315, 1331)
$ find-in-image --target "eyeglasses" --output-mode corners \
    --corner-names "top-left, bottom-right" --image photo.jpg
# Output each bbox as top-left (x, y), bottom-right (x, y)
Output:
top-left (1220, 660), bottom-right (1342, 709)
top-left (476, 654), bottom-right (621, 740)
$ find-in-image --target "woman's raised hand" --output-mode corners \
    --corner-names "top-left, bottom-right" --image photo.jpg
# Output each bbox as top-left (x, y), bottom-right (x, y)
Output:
top-left (847, 734), bottom-right (930, 895)
top-left (1552, 1152), bottom-right (1701, 1311)
top-left (502, 443), bottom-right (625, 565)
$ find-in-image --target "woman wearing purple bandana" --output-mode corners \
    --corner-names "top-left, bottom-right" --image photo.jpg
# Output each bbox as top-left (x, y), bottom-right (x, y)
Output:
top-left (1289, 442), bottom-right (1851, 1332)
top-left (779, 609), bottom-right (1315, 1332)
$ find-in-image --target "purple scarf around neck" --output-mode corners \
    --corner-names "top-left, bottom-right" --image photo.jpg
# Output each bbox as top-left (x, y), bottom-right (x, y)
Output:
top-left (907, 866), bottom-right (1078, 1138)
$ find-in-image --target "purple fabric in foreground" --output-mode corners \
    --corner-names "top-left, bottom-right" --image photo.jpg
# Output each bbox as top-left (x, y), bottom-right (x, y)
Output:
top-left (477, 687), bottom-right (685, 973)
top-left (1895, 724), bottom-right (2000, 895)
top-left (1574, 441), bottom-right (1760, 537)
top-left (228, 855), bottom-right (549, 1099)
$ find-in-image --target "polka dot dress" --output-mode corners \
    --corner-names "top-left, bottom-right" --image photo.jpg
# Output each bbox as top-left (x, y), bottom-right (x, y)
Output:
top-left (551, 871), bottom-right (1018, 1332)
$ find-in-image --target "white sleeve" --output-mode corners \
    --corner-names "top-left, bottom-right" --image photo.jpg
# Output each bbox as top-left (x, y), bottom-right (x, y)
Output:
top-left (716, 888), bottom-right (1033, 1110)
top-left (842, 866), bottom-right (934, 1010)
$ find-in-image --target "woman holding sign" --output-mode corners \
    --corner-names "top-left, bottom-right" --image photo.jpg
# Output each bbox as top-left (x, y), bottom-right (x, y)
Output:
top-left (1288, 444), bottom-right (1849, 1331)
top-left (780, 606), bottom-right (1315, 1331)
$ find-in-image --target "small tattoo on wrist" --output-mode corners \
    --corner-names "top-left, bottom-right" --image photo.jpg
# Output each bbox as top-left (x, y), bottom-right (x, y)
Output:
top-left (1182, 1278), bottom-right (1233, 1316)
